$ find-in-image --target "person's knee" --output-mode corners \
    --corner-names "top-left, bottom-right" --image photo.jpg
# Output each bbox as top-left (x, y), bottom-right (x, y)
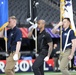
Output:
top-left (32, 64), bottom-right (36, 70)
top-left (5, 69), bottom-right (11, 74)
top-left (60, 64), bottom-right (65, 71)
top-left (32, 64), bottom-right (38, 70)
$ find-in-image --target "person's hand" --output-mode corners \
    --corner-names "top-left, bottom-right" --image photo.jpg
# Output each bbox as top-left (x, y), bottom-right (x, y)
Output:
top-left (28, 23), bottom-right (37, 31)
top-left (33, 23), bottom-right (37, 29)
top-left (58, 21), bottom-right (63, 27)
top-left (68, 54), bottom-right (73, 60)
top-left (35, 53), bottom-right (39, 57)
top-left (13, 54), bottom-right (18, 61)
top-left (44, 56), bottom-right (49, 61)
top-left (56, 51), bottom-right (60, 54)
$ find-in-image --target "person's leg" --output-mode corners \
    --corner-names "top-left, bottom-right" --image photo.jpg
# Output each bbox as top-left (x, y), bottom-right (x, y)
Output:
top-left (5, 52), bottom-right (20, 75)
top-left (5, 53), bottom-right (16, 75)
top-left (55, 57), bottom-right (59, 71)
top-left (32, 54), bottom-right (45, 75)
top-left (60, 50), bottom-right (71, 75)
top-left (39, 63), bottom-right (44, 75)
top-left (53, 57), bottom-right (57, 71)
top-left (56, 57), bottom-right (59, 71)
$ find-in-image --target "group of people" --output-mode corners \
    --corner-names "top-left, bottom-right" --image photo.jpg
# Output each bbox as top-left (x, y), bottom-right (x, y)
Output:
top-left (4, 16), bottom-right (76, 75)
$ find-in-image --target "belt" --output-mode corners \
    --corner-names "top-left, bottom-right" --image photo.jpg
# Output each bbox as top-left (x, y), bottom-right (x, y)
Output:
top-left (8, 50), bottom-right (15, 54)
top-left (62, 48), bottom-right (71, 51)
top-left (6, 51), bottom-right (15, 57)
top-left (61, 48), bottom-right (71, 55)
top-left (66, 48), bottom-right (71, 50)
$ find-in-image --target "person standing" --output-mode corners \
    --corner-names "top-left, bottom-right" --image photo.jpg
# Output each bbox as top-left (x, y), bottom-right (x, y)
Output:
top-left (5, 16), bottom-right (22, 75)
top-left (52, 44), bottom-right (60, 72)
top-left (28, 19), bottom-right (53, 75)
top-left (51, 18), bottom-right (75, 75)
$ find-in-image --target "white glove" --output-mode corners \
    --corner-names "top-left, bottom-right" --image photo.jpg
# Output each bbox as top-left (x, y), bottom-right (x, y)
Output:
top-left (44, 56), bottom-right (49, 61)
top-left (28, 23), bottom-right (37, 31)
top-left (35, 53), bottom-right (39, 57)
top-left (13, 54), bottom-right (18, 61)
top-left (33, 23), bottom-right (37, 29)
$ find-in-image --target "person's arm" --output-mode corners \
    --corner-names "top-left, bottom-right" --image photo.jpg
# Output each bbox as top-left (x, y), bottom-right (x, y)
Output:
top-left (13, 41), bottom-right (21, 61)
top-left (28, 28), bottom-right (34, 38)
top-left (15, 41), bottom-right (21, 54)
top-left (68, 30), bottom-right (76, 60)
top-left (44, 42), bottom-right (53, 61)
top-left (44, 33), bottom-right (53, 61)
top-left (13, 29), bottom-right (22, 61)
top-left (47, 42), bottom-right (53, 57)
top-left (51, 21), bottom-right (62, 34)
top-left (68, 39), bottom-right (76, 60)
top-left (28, 24), bottom-right (37, 38)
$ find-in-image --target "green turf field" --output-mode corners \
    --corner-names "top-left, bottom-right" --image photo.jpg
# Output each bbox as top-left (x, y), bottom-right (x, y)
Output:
top-left (0, 72), bottom-right (76, 75)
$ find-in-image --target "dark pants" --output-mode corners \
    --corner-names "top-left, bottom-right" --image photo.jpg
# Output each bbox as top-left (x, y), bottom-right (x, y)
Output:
top-left (32, 50), bottom-right (48, 75)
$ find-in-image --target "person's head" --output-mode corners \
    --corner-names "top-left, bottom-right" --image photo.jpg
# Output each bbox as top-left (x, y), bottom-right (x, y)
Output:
top-left (62, 18), bottom-right (71, 29)
top-left (37, 19), bottom-right (46, 30)
top-left (8, 16), bottom-right (17, 29)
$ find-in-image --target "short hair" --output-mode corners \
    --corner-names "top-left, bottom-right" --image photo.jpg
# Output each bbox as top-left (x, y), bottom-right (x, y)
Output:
top-left (62, 18), bottom-right (71, 22)
top-left (9, 16), bottom-right (17, 23)
top-left (9, 16), bottom-right (17, 20)
top-left (37, 19), bottom-right (46, 25)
